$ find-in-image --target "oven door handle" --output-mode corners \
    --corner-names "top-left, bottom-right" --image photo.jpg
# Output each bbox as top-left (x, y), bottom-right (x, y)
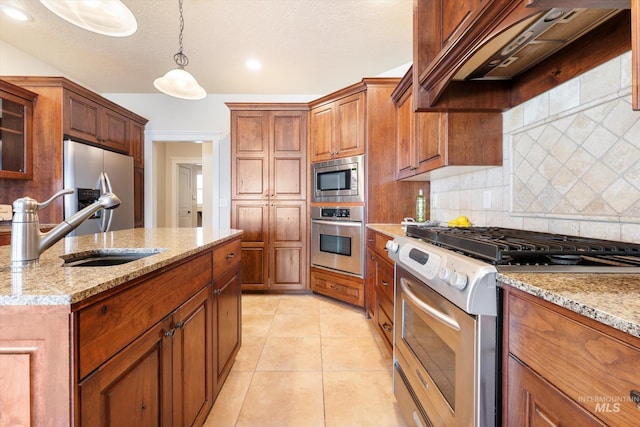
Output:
top-left (400, 278), bottom-right (460, 331)
top-left (311, 219), bottom-right (362, 227)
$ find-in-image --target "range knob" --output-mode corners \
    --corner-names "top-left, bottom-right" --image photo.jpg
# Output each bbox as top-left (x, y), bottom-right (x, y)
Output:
top-left (439, 267), bottom-right (453, 282)
top-left (449, 272), bottom-right (468, 290)
top-left (385, 240), bottom-right (399, 253)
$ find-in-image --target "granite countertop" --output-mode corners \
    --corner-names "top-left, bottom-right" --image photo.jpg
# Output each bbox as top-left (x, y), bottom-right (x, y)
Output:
top-left (367, 223), bottom-right (640, 339)
top-left (0, 227), bottom-right (242, 306)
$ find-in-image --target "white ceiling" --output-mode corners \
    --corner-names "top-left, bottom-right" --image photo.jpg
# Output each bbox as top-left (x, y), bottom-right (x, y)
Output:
top-left (0, 0), bottom-right (413, 95)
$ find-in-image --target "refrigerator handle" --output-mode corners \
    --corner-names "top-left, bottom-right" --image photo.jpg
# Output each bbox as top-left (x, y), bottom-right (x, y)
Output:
top-left (99, 172), bottom-right (115, 232)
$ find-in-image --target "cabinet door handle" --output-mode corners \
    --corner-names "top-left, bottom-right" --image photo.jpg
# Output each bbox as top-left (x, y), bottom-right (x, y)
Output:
top-left (164, 329), bottom-right (175, 338)
top-left (174, 321), bottom-right (185, 330)
top-left (213, 288), bottom-right (222, 296)
top-left (381, 280), bottom-right (389, 287)
top-left (382, 322), bottom-right (392, 332)
top-left (226, 253), bottom-right (235, 259)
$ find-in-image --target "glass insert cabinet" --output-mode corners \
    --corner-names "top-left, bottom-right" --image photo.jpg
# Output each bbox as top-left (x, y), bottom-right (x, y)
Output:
top-left (0, 79), bottom-right (37, 179)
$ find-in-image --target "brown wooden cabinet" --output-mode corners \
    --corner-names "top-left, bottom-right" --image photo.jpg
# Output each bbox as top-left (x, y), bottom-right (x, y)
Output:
top-left (212, 238), bottom-right (242, 398)
top-left (393, 70), bottom-right (502, 180)
top-left (502, 285), bottom-right (640, 426)
top-left (0, 79), bottom-right (37, 180)
top-left (228, 104), bottom-right (309, 292)
top-left (0, 77), bottom-right (147, 227)
top-left (310, 90), bottom-right (365, 162)
top-left (310, 267), bottom-right (365, 307)
top-left (65, 90), bottom-right (130, 153)
top-left (365, 228), bottom-right (395, 353)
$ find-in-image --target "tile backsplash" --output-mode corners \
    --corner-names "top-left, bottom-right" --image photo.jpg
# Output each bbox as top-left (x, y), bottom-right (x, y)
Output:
top-left (430, 51), bottom-right (640, 243)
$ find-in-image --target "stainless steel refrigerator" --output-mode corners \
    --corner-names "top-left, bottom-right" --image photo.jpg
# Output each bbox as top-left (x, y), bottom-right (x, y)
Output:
top-left (63, 139), bottom-right (134, 236)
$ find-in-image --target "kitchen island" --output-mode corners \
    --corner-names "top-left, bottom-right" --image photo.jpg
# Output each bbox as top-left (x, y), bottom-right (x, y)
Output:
top-left (0, 227), bottom-right (243, 426)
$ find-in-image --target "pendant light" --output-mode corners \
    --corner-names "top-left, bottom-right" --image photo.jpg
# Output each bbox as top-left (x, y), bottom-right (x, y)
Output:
top-left (153, 0), bottom-right (206, 100)
top-left (39, 0), bottom-right (137, 37)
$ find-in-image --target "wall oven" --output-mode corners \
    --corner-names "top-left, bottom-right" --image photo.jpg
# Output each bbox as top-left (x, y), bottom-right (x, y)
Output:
top-left (310, 206), bottom-right (364, 277)
top-left (311, 155), bottom-right (364, 203)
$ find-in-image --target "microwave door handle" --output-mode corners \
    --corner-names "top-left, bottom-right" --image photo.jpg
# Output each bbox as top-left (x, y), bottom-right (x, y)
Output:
top-left (400, 278), bottom-right (460, 331)
top-left (311, 220), bottom-right (362, 227)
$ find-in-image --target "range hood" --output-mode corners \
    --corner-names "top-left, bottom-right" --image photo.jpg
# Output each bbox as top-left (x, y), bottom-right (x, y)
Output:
top-left (455, 8), bottom-right (624, 81)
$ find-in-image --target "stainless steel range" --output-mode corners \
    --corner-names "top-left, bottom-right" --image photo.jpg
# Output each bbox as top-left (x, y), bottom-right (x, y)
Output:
top-left (387, 226), bottom-right (640, 427)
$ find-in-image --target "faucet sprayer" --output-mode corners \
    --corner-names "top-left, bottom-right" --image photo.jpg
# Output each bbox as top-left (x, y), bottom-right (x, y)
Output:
top-left (10, 189), bottom-right (122, 268)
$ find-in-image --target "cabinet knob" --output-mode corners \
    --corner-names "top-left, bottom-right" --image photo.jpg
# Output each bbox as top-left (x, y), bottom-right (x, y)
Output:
top-left (164, 329), bottom-right (175, 338)
top-left (382, 322), bottom-right (392, 333)
top-left (174, 321), bottom-right (185, 330)
top-left (213, 288), bottom-right (222, 296)
top-left (380, 280), bottom-right (389, 287)
top-left (226, 252), bottom-right (235, 259)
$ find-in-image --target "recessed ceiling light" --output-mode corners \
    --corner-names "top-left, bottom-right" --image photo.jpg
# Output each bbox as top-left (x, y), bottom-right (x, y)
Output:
top-left (245, 59), bottom-right (262, 71)
top-left (0, 4), bottom-right (33, 21)
top-left (39, 0), bottom-right (137, 37)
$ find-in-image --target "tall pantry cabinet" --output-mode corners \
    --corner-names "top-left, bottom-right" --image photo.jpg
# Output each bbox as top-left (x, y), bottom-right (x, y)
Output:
top-left (227, 104), bottom-right (309, 292)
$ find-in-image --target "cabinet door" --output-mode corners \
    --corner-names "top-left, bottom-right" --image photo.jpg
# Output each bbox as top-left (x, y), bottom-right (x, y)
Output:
top-left (65, 91), bottom-right (100, 144)
top-left (231, 111), bottom-right (269, 199)
top-left (270, 111), bottom-right (307, 199)
top-left (130, 120), bottom-right (145, 168)
top-left (231, 201), bottom-right (269, 290)
top-left (506, 356), bottom-right (605, 427)
top-left (134, 167), bottom-right (144, 228)
top-left (213, 264), bottom-right (242, 397)
top-left (396, 94), bottom-right (416, 179)
top-left (310, 103), bottom-right (334, 162)
top-left (172, 286), bottom-right (213, 427)
top-left (100, 109), bottom-right (129, 153)
top-left (78, 317), bottom-right (173, 427)
top-left (335, 92), bottom-right (365, 158)
top-left (270, 201), bottom-right (307, 290)
top-left (415, 111), bottom-right (444, 172)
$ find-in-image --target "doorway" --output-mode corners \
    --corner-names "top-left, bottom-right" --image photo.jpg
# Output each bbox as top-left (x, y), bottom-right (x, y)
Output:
top-left (144, 131), bottom-right (223, 229)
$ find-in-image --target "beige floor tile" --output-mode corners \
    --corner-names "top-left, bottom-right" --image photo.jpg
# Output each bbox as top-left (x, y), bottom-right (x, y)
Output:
top-left (322, 336), bottom-right (390, 371)
top-left (323, 371), bottom-right (407, 427)
top-left (202, 371), bottom-right (253, 427)
top-left (318, 296), bottom-right (365, 317)
top-left (242, 313), bottom-right (274, 337)
top-left (236, 371), bottom-right (325, 427)
top-left (242, 294), bottom-right (282, 316)
top-left (268, 313), bottom-right (321, 337)
top-left (320, 308), bottom-right (374, 337)
top-left (276, 295), bottom-right (320, 317)
top-left (232, 335), bottom-right (265, 372)
top-left (256, 337), bottom-right (322, 371)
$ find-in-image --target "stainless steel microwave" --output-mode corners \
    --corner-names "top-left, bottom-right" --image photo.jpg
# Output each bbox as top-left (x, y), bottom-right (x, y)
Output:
top-left (312, 155), bottom-right (364, 203)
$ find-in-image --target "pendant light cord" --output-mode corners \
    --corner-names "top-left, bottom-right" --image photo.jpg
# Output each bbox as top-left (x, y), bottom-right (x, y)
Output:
top-left (174, 0), bottom-right (189, 68)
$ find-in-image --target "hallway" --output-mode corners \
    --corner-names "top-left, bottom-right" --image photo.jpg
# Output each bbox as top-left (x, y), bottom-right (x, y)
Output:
top-left (203, 293), bottom-right (407, 427)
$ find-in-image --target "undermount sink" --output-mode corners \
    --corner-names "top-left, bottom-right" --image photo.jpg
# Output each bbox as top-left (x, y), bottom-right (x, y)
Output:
top-left (61, 248), bottom-right (166, 267)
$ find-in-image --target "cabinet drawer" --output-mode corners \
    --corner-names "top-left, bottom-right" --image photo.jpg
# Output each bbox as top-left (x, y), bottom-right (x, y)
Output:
top-left (76, 252), bottom-right (212, 379)
top-left (507, 291), bottom-right (640, 425)
top-left (374, 232), bottom-right (392, 260)
top-left (311, 269), bottom-right (364, 307)
top-left (376, 290), bottom-right (394, 351)
top-left (213, 238), bottom-right (241, 279)
top-left (376, 259), bottom-right (394, 303)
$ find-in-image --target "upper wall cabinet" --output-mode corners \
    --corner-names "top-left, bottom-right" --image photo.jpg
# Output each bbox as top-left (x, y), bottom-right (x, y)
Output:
top-left (413, 0), bottom-right (633, 111)
top-left (310, 89), bottom-right (365, 162)
top-left (0, 79), bottom-right (37, 180)
top-left (394, 68), bottom-right (502, 180)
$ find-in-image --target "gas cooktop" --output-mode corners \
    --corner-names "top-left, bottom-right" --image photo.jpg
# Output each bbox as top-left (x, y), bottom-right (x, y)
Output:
top-left (405, 225), bottom-right (640, 269)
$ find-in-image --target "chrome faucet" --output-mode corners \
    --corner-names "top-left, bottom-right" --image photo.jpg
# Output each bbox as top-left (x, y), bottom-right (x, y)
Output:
top-left (10, 189), bottom-right (122, 267)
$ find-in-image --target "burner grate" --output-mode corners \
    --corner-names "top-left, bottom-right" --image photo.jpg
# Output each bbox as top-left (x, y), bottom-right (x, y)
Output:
top-left (405, 226), bottom-right (640, 265)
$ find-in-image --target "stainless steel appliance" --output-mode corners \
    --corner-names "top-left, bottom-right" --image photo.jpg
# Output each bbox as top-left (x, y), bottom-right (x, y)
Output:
top-left (63, 139), bottom-right (134, 236)
top-left (388, 226), bottom-right (640, 427)
top-left (310, 206), bottom-right (364, 277)
top-left (311, 155), bottom-right (364, 203)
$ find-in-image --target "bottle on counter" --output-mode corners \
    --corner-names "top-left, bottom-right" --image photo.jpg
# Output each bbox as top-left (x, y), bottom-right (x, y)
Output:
top-left (416, 189), bottom-right (426, 223)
